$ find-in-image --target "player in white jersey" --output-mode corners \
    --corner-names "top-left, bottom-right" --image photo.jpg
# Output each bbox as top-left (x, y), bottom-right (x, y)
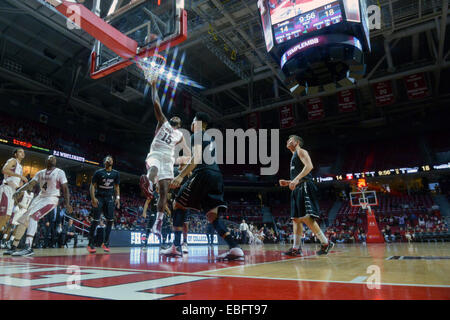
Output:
top-left (139, 79), bottom-right (190, 238)
top-left (5, 155), bottom-right (72, 257)
top-left (0, 190), bottom-right (34, 249)
top-left (0, 148), bottom-right (28, 235)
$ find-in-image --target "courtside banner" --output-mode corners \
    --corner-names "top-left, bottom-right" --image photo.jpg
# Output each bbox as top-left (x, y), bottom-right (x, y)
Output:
top-left (338, 89), bottom-right (357, 113)
top-left (307, 97), bottom-right (325, 120)
top-left (247, 112), bottom-right (261, 129)
top-left (279, 105), bottom-right (296, 129)
top-left (404, 73), bottom-right (429, 100)
top-left (373, 80), bottom-right (395, 106)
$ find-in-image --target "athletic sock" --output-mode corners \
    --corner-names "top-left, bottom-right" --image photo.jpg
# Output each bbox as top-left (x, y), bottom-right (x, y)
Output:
top-left (156, 212), bottom-right (164, 221)
top-left (174, 231), bottom-right (182, 247)
top-left (25, 235), bottom-right (33, 247)
top-left (293, 234), bottom-right (301, 249)
top-left (316, 229), bottom-right (329, 245)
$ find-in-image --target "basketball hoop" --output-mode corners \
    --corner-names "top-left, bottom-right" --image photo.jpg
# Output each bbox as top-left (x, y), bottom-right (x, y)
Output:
top-left (359, 199), bottom-right (369, 210)
top-left (136, 54), bottom-right (167, 83)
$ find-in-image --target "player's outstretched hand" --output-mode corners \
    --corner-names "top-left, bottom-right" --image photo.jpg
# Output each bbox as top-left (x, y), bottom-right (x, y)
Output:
top-left (12, 191), bottom-right (24, 205)
top-left (170, 175), bottom-right (183, 189)
top-left (20, 175), bottom-right (28, 183)
top-left (115, 198), bottom-right (121, 209)
top-left (91, 197), bottom-right (99, 208)
top-left (279, 179), bottom-right (290, 187)
top-left (289, 180), bottom-right (299, 191)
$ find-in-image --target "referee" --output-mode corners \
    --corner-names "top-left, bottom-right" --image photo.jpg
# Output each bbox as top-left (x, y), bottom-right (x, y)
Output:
top-left (87, 155), bottom-right (120, 253)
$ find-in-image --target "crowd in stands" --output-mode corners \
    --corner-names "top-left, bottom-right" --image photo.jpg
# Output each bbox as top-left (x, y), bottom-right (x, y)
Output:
top-left (0, 112), bottom-right (142, 174)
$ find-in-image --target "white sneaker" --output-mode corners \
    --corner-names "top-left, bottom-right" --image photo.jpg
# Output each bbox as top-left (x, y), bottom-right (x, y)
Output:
top-left (160, 244), bottom-right (182, 257)
top-left (182, 242), bottom-right (188, 254)
top-left (12, 245), bottom-right (34, 257)
top-left (217, 247), bottom-right (244, 261)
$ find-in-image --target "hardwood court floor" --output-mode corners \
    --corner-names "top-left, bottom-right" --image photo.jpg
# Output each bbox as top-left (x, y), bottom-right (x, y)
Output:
top-left (0, 243), bottom-right (449, 300)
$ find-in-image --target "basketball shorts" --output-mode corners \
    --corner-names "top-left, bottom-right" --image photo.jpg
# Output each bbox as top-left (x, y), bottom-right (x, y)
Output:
top-left (18, 194), bottom-right (59, 224)
top-left (92, 196), bottom-right (115, 220)
top-left (176, 169), bottom-right (226, 213)
top-left (145, 152), bottom-right (174, 181)
top-left (0, 184), bottom-right (15, 217)
top-left (291, 179), bottom-right (321, 220)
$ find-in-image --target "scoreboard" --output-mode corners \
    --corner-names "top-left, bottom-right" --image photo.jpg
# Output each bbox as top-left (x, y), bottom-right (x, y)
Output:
top-left (258, 0), bottom-right (371, 94)
top-left (273, 1), bottom-right (343, 45)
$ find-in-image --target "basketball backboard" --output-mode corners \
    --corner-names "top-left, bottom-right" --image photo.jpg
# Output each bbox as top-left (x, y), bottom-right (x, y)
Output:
top-left (350, 190), bottom-right (378, 208)
top-left (44, 0), bottom-right (186, 79)
top-left (91, 0), bottom-right (187, 79)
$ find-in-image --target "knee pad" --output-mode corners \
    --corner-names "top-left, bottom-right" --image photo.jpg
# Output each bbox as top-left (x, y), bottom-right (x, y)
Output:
top-left (173, 209), bottom-right (185, 228)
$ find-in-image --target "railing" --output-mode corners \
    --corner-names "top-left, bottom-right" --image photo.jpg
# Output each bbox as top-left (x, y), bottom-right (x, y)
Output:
top-left (64, 215), bottom-right (90, 237)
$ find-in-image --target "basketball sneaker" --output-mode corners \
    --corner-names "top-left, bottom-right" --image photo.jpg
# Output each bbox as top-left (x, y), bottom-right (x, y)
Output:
top-left (87, 243), bottom-right (96, 254)
top-left (139, 175), bottom-right (154, 200)
top-left (3, 245), bottom-right (17, 256)
top-left (101, 243), bottom-right (110, 253)
top-left (217, 247), bottom-right (244, 261)
top-left (283, 247), bottom-right (303, 257)
top-left (151, 218), bottom-right (163, 238)
top-left (181, 242), bottom-right (188, 254)
top-left (316, 241), bottom-right (335, 255)
top-left (160, 244), bottom-right (182, 257)
top-left (12, 245), bottom-right (34, 257)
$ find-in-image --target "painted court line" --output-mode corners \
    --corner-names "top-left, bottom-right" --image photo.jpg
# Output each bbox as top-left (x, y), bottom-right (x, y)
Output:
top-left (1, 260), bottom-right (449, 289)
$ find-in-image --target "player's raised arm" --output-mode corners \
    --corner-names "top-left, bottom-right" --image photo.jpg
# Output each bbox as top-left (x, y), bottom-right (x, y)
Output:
top-left (13, 178), bottom-right (38, 202)
top-left (151, 80), bottom-right (167, 126)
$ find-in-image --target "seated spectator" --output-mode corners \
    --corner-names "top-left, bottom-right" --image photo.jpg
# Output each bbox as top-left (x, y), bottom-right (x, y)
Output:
top-left (61, 219), bottom-right (78, 248)
top-left (383, 225), bottom-right (395, 243)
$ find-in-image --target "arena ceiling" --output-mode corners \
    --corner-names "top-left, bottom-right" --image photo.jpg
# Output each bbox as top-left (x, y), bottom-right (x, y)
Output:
top-left (0, 0), bottom-right (449, 144)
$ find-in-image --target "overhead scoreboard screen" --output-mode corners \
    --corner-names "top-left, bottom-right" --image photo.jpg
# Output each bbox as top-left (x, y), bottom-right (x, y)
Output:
top-left (269, 0), bottom-right (343, 45)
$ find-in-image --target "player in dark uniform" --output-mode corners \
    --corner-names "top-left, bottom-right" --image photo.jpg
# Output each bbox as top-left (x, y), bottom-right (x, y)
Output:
top-left (87, 155), bottom-right (120, 253)
top-left (163, 112), bottom-right (244, 260)
top-left (279, 135), bottom-right (334, 256)
top-left (172, 162), bottom-right (191, 254)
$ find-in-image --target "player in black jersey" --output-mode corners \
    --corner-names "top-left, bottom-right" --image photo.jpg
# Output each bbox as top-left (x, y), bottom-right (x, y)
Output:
top-left (279, 135), bottom-right (334, 256)
top-left (172, 160), bottom-right (191, 254)
top-left (87, 155), bottom-right (120, 253)
top-left (163, 112), bottom-right (244, 260)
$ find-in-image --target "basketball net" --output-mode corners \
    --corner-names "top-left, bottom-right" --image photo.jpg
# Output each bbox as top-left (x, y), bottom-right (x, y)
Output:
top-left (136, 54), bottom-right (166, 83)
